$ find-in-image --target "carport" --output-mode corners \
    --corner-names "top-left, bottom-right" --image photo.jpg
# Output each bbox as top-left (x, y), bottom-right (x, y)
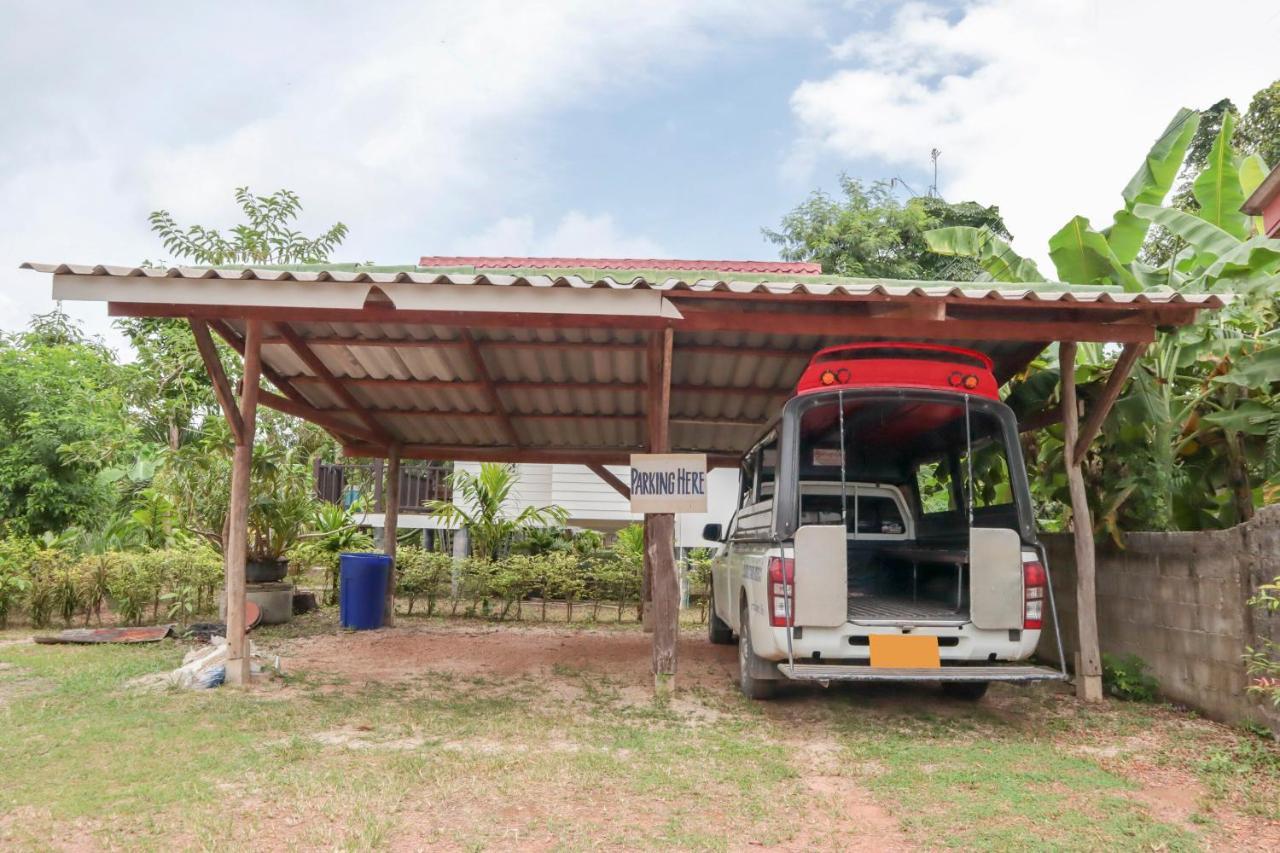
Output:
top-left (23, 258), bottom-right (1222, 698)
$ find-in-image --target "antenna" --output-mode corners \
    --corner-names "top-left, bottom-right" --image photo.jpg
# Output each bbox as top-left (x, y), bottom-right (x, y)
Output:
top-left (929, 148), bottom-right (942, 198)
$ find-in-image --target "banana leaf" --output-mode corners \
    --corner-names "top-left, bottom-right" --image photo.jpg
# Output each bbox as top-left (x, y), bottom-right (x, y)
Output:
top-left (1199, 235), bottom-right (1280, 284)
top-left (1130, 203), bottom-right (1240, 262)
top-left (1240, 153), bottom-right (1270, 236)
top-left (1107, 108), bottom-right (1200, 264)
top-left (1199, 401), bottom-right (1279, 435)
top-left (1211, 345), bottom-right (1280, 389)
top-left (1048, 216), bottom-right (1140, 291)
top-left (923, 225), bottom-right (1045, 283)
top-left (1192, 111), bottom-right (1248, 239)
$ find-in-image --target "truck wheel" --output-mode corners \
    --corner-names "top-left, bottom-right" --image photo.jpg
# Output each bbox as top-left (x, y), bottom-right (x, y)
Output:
top-left (738, 604), bottom-right (778, 700)
top-left (707, 592), bottom-right (734, 645)
top-left (941, 681), bottom-right (990, 701)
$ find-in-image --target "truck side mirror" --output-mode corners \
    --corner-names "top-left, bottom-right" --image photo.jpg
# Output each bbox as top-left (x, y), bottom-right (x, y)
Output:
top-left (702, 523), bottom-right (723, 542)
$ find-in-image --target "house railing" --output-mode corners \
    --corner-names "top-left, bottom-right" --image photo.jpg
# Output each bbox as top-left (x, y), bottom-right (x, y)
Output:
top-left (314, 460), bottom-right (452, 514)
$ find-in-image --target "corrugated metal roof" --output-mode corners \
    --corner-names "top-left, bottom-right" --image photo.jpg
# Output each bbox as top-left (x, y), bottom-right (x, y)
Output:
top-left (20, 262), bottom-right (1226, 305)
top-left (417, 256), bottom-right (824, 274)
top-left (22, 261), bottom-right (1228, 463)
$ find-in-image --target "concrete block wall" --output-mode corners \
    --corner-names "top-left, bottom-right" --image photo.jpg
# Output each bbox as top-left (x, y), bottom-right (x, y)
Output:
top-left (1037, 504), bottom-right (1280, 730)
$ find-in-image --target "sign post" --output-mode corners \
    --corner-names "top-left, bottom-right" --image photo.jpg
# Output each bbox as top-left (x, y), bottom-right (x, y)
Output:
top-left (630, 453), bottom-right (705, 696)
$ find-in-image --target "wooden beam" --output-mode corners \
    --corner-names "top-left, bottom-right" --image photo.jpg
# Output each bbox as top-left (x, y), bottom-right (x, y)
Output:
top-left (257, 390), bottom-right (384, 446)
top-left (383, 446), bottom-right (400, 628)
top-left (188, 319), bottom-right (244, 444)
top-left (341, 443), bottom-right (742, 469)
top-left (107, 299), bottom-right (1161, 343)
top-left (207, 320), bottom-right (312, 409)
top-left (647, 327), bottom-right (674, 453)
top-left (224, 318), bottom-right (262, 687)
top-left (645, 326), bottom-right (676, 689)
top-left (1072, 342), bottom-right (1147, 465)
top-left (588, 463), bottom-right (631, 500)
top-left (109, 302), bottom-right (671, 331)
top-left (274, 322), bottom-right (394, 444)
top-left (1060, 341), bottom-right (1104, 703)
top-left (672, 304), bottom-right (1156, 343)
top-left (459, 330), bottom-right (520, 447)
top-left (284, 374), bottom-right (789, 399)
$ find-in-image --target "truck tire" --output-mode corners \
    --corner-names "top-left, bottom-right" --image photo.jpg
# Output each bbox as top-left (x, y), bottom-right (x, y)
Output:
top-left (941, 681), bottom-right (990, 701)
top-left (707, 592), bottom-right (734, 645)
top-left (738, 603), bottom-right (779, 700)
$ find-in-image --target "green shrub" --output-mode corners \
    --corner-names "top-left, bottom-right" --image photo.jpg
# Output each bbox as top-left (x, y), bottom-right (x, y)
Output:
top-left (0, 536), bottom-right (36, 628)
top-left (396, 547), bottom-right (453, 616)
top-left (1102, 653), bottom-right (1159, 702)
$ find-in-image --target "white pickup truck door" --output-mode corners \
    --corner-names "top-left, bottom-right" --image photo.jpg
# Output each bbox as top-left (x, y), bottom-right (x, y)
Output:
top-left (792, 524), bottom-right (848, 627)
top-left (968, 527), bottom-right (1023, 629)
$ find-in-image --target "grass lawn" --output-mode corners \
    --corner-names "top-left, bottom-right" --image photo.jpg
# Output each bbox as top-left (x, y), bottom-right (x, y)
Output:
top-left (1, 614), bottom-right (1277, 851)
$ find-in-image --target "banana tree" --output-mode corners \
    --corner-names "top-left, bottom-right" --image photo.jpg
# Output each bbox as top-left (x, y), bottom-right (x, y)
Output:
top-left (925, 107), bottom-right (1280, 531)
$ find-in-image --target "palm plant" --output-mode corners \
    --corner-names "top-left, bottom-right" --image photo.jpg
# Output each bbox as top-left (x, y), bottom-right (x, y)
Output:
top-left (425, 464), bottom-right (568, 559)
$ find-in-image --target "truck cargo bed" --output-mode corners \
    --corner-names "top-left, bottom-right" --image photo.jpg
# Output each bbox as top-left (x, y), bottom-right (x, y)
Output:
top-left (847, 594), bottom-right (969, 626)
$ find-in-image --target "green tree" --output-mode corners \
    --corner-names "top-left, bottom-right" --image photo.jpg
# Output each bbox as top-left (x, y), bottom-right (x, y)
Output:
top-left (764, 175), bottom-right (1011, 281)
top-left (0, 312), bottom-right (134, 535)
top-left (1238, 79), bottom-right (1280, 169)
top-left (427, 464), bottom-right (568, 560)
top-left (148, 187), bottom-right (349, 266)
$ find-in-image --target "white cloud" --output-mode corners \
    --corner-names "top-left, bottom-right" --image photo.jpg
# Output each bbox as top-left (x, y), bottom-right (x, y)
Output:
top-left (787, 0), bottom-right (1280, 273)
top-left (458, 211), bottom-right (667, 258)
top-left (0, 0), bottom-right (814, 343)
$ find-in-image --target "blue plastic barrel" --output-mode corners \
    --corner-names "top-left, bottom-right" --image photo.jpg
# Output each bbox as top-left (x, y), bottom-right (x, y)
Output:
top-left (339, 552), bottom-right (391, 630)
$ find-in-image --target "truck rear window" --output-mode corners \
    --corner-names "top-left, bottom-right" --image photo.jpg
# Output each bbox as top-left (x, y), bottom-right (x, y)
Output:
top-left (800, 493), bottom-right (906, 536)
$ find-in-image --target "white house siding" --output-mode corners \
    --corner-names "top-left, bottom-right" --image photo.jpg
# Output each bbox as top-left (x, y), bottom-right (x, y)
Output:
top-left (453, 462), bottom-right (739, 545)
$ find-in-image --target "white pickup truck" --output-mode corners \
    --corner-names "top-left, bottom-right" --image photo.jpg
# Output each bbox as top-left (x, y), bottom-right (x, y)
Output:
top-left (704, 343), bottom-right (1066, 700)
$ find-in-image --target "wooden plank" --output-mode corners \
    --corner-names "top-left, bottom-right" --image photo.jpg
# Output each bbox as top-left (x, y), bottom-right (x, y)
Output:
top-left (224, 318), bottom-right (262, 687)
top-left (587, 463), bottom-right (631, 500)
top-left (1060, 341), bottom-right (1104, 703)
top-left (1072, 342), bottom-right (1147, 465)
top-left (383, 447), bottom-right (400, 628)
top-left (274, 323), bottom-right (394, 444)
top-left (188, 319), bottom-right (244, 444)
top-left (460, 330), bottom-right (521, 447)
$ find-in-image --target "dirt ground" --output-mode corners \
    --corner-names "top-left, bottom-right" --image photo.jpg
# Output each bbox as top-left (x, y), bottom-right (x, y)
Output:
top-left (259, 620), bottom-right (1280, 851)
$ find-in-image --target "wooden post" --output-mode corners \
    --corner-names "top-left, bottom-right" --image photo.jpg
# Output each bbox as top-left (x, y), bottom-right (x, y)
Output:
top-left (645, 327), bottom-right (676, 695)
top-left (1060, 342), bottom-right (1104, 702)
top-left (224, 318), bottom-right (262, 687)
top-left (383, 446), bottom-right (400, 627)
top-left (647, 512), bottom-right (678, 696)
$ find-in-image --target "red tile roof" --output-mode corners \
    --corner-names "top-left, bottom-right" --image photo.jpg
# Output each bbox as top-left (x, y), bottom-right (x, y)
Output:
top-left (417, 256), bottom-right (822, 275)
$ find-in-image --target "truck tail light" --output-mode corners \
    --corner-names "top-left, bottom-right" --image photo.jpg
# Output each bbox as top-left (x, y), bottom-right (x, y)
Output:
top-left (1023, 559), bottom-right (1047, 629)
top-left (767, 556), bottom-right (794, 627)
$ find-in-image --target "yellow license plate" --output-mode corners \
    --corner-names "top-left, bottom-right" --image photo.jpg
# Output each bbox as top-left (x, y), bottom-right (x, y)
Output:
top-left (870, 635), bottom-right (941, 668)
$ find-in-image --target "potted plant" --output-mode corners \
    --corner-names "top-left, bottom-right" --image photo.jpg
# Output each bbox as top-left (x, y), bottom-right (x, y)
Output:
top-left (243, 448), bottom-right (316, 581)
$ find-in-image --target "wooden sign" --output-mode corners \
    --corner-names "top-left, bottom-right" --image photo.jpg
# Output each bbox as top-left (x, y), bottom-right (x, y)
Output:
top-left (629, 453), bottom-right (708, 514)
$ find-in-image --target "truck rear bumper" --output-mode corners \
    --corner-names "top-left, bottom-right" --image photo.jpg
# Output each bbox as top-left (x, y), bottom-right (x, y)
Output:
top-left (777, 663), bottom-right (1066, 683)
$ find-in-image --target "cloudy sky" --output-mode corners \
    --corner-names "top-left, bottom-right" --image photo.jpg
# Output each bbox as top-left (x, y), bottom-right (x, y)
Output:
top-left (3, 1), bottom-right (1278, 350)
